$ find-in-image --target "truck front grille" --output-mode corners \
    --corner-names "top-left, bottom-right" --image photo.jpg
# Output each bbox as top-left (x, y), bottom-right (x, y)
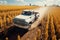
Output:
top-left (13, 18), bottom-right (29, 26)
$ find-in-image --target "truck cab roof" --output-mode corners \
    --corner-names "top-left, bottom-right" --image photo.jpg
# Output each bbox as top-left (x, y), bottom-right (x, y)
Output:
top-left (23, 10), bottom-right (34, 12)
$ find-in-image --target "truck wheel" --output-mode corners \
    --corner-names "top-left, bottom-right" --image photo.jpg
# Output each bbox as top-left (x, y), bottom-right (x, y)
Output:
top-left (35, 17), bottom-right (37, 20)
top-left (29, 24), bottom-right (31, 26)
top-left (28, 24), bottom-right (31, 29)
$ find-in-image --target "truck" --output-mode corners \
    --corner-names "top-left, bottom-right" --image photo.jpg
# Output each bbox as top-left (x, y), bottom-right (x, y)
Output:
top-left (13, 10), bottom-right (40, 29)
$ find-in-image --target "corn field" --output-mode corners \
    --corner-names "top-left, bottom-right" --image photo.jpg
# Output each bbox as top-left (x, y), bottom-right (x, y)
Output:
top-left (0, 6), bottom-right (60, 40)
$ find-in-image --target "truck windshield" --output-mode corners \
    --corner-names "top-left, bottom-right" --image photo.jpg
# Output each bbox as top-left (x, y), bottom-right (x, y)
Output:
top-left (22, 11), bottom-right (32, 15)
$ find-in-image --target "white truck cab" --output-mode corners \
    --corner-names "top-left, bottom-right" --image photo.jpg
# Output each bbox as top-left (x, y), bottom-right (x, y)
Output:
top-left (13, 10), bottom-right (39, 29)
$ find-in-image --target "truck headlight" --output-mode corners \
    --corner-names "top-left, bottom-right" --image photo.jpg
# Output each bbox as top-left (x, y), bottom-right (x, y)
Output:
top-left (25, 19), bottom-right (30, 23)
top-left (25, 20), bottom-right (29, 22)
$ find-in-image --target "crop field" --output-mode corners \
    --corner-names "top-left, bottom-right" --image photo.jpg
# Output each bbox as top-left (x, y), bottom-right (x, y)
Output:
top-left (0, 6), bottom-right (60, 40)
